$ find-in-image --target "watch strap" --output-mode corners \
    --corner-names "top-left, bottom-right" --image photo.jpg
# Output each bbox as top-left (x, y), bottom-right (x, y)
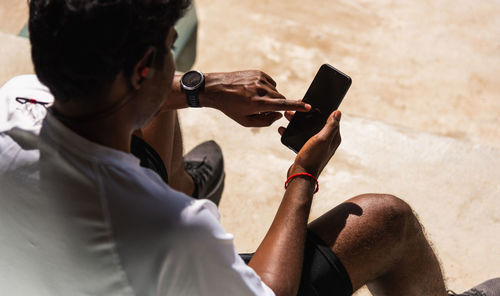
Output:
top-left (185, 89), bottom-right (201, 107)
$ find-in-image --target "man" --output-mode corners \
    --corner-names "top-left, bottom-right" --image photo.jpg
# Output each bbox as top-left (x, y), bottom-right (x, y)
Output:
top-left (0, 0), bottom-right (497, 295)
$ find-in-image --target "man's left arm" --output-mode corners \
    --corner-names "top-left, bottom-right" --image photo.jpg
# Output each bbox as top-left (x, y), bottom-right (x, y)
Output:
top-left (163, 70), bottom-right (311, 127)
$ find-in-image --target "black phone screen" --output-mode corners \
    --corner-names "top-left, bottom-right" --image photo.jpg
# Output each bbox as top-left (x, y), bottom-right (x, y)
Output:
top-left (281, 64), bottom-right (351, 153)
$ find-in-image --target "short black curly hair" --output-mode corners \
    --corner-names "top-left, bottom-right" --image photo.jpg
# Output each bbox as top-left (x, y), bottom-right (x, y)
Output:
top-left (29, 0), bottom-right (190, 102)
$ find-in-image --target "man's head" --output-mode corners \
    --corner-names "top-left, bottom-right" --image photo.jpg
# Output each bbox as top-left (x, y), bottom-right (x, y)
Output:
top-left (29, 0), bottom-right (190, 104)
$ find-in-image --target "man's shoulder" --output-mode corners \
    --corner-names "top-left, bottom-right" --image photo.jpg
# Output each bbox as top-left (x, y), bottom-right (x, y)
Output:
top-left (105, 165), bottom-right (219, 227)
top-left (99, 161), bottom-right (216, 227)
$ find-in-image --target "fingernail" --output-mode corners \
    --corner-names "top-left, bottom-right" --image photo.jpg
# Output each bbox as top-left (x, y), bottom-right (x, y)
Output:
top-left (334, 111), bottom-right (341, 120)
top-left (305, 104), bottom-right (312, 110)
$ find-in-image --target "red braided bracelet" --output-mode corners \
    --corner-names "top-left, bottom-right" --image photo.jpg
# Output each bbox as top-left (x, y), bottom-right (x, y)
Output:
top-left (284, 172), bottom-right (319, 193)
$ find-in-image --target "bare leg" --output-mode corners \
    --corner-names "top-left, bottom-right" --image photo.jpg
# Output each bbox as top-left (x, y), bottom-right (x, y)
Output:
top-left (308, 194), bottom-right (447, 296)
top-left (134, 110), bottom-right (195, 195)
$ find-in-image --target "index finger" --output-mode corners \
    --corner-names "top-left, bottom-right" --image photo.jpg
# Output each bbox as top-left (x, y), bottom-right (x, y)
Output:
top-left (260, 98), bottom-right (312, 112)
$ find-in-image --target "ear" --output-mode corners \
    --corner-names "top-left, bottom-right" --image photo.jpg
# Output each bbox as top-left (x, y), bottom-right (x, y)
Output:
top-left (131, 46), bottom-right (157, 89)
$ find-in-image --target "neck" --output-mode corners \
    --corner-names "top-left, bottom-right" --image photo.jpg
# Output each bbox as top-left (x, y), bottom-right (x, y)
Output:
top-left (50, 76), bottom-right (139, 153)
top-left (51, 106), bottom-right (134, 153)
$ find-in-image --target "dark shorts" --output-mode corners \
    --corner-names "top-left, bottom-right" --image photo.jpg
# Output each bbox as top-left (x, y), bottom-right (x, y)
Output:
top-left (131, 136), bottom-right (353, 295)
top-left (240, 230), bottom-right (353, 296)
top-left (130, 135), bottom-right (169, 184)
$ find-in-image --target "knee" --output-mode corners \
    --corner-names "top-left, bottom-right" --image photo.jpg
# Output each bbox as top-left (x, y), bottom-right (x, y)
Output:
top-left (353, 194), bottom-right (420, 244)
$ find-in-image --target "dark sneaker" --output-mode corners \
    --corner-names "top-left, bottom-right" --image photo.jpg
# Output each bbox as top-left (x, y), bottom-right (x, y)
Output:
top-left (448, 278), bottom-right (500, 296)
top-left (184, 140), bottom-right (225, 205)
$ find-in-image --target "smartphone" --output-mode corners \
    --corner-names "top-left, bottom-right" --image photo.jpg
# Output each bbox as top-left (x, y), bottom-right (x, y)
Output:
top-left (281, 64), bottom-right (352, 153)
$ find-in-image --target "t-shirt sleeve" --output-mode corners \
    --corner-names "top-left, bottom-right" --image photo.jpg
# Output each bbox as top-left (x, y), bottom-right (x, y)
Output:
top-left (157, 200), bottom-right (275, 296)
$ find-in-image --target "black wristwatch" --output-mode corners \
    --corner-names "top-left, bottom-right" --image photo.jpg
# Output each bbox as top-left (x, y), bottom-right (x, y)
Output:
top-left (180, 70), bottom-right (205, 107)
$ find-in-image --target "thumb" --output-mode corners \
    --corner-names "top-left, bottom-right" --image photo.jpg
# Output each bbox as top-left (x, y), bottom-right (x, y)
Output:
top-left (320, 110), bottom-right (342, 135)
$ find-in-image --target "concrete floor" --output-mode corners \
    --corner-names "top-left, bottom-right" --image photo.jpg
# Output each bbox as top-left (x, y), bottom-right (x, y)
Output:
top-left (1, 0), bottom-right (499, 294)
top-left (192, 0), bottom-right (500, 149)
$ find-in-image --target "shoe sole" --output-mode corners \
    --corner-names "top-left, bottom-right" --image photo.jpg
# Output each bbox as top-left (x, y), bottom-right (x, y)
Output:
top-left (203, 170), bottom-right (225, 206)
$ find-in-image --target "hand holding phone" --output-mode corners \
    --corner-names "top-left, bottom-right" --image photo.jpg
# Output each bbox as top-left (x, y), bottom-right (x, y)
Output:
top-left (286, 110), bottom-right (342, 177)
top-left (281, 64), bottom-right (351, 153)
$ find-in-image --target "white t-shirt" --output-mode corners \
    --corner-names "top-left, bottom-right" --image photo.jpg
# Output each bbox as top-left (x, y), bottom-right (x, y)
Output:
top-left (0, 75), bottom-right (274, 296)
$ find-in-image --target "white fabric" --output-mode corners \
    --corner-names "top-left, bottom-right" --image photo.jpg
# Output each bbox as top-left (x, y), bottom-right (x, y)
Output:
top-left (0, 75), bottom-right (54, 133)
top-left (0, 76), bottom-right (274, 296)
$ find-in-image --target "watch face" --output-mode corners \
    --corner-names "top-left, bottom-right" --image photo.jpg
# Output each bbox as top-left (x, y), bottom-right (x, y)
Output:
top-left (182, 71), bottom-right (203, 88)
